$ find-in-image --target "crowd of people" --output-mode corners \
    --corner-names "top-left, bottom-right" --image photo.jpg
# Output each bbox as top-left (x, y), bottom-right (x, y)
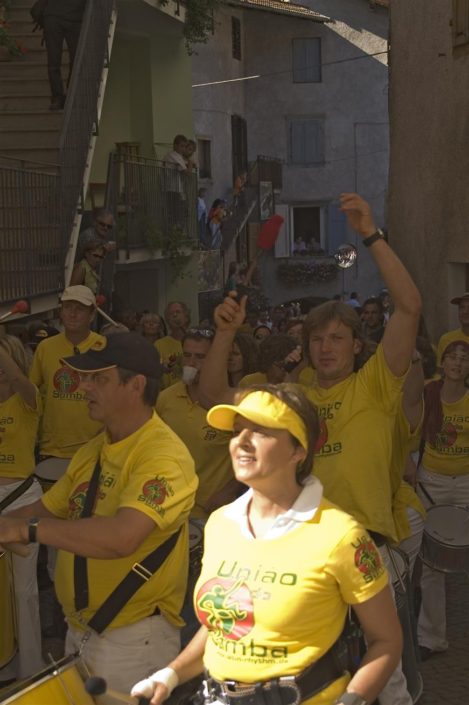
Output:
top-left (0, 194), bottom-right (467, 705)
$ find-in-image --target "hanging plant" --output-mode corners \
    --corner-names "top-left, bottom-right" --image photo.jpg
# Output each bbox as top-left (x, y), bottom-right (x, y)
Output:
top-left (158, 0), bottom-right (221, 52)
top-left (276, 260), bottom-right (338, 288)
top-left (0, 19), bottom-right (26, 57)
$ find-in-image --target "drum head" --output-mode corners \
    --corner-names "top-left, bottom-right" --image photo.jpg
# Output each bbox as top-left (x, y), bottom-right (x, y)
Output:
top-left (425, 505), bottom-right (469, 547)
top-left (34, 458), bottom-right (69, 482)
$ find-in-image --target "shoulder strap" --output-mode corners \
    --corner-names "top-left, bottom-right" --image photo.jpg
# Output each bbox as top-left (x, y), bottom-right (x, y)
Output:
top-left (74, 459), bottom-right (102, 612)
top-left (0, 476), bottom-right (34, 514)
top-left (87, 525), bottom-right (183, 634)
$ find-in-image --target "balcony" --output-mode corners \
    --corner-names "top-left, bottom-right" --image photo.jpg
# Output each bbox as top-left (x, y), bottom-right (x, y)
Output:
top-left (106, 152), bottom-right (198, 259)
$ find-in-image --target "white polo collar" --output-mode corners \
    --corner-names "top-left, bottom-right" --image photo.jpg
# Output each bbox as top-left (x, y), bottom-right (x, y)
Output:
top-left (223, 475), bottom-right (323, 540)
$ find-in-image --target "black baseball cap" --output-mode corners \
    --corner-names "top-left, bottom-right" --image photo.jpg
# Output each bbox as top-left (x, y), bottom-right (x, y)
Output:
top-left (62, 332), bottom-right (161, 379)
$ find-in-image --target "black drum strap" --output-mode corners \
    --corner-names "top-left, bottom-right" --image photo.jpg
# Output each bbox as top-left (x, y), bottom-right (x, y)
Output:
top-left (0, 475), bottom-right (34, 513)
top-left (74, 459), bottom-right (102, 612)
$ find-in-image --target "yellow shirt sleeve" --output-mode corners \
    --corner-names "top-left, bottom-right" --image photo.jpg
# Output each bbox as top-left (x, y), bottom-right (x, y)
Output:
top-left (357, 344), bottom-right (405, 414)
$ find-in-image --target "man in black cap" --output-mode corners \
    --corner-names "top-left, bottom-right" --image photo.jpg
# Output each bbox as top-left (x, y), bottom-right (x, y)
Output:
top-left (0, 333), bottom-right (198, 700)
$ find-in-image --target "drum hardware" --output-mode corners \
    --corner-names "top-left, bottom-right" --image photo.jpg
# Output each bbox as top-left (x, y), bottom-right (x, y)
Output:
top-left (386, 546), bottom-right (423, 704)
top-left (85, 675), bottom-right (150, 704)
top-left (0, 653), bottom-right (93, 704)
top-left (416, 481), bottom-right (435, 507)
top-left (419, 504), bottom-right (469, 575)
top-left (0, 550), bottom-right (17, 669)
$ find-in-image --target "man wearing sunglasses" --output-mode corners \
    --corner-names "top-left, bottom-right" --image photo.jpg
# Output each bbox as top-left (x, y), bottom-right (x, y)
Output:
top-left (77, 208), bottom-right (116, 262)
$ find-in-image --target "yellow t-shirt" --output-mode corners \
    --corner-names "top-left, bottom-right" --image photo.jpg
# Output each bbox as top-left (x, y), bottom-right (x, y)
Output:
top-left (0, 391), bottom-right (40, 479)
top-left (156, 382), bottom-right (233, 521)
top-left (301, 345), bottom-right (404, 541)
top-left (30, 332), bottom-right (105, 458)
top-left (195, 498), bottom-right (387, 703)
top-left (239, 372), bottom-right (267, 388)
top-left (298, 366), bottom-right (316, 386)
top-left (41, 413), bottom-right (198, 630)
top-left (422, 392), bottom-right (469, 476)
top-left (436, 328), bottom-right (469, 365)
top-left (155, 336), bottom-right (183, 389)
top-left (390, 402), bottom-right (425, 542)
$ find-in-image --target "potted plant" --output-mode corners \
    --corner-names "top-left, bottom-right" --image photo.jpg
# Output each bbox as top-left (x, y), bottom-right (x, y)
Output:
top-left (0, 2), bottom-right (26, 60)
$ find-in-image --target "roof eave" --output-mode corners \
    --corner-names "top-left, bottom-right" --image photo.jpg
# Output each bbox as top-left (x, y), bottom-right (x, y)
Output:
top-left (225, 1), bottom-right (331, 23)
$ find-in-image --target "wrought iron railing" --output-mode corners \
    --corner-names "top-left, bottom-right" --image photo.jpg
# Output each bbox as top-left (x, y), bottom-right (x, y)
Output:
top-left (0, 158), bottom-right (61, 300)
top-left (106, 152), bottom-right (198, 258)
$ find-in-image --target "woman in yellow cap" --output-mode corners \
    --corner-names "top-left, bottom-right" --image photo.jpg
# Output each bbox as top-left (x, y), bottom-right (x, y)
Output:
top-left (132, 384), bottom-right (402, 705)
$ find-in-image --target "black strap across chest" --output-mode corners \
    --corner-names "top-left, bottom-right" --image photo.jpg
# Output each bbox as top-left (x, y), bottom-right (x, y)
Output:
top-left (73, 457), bottom-right (182, 633)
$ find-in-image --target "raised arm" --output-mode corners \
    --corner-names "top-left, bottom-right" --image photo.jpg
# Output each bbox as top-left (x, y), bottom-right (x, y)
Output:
top-left (198, 293), bottom-right (247, 407)
top-left (0, 344), bottom-right (37, 409)
top-left (402, 352), bottom-right (424, 433)
top-left (340, 193), bottom-right (421, 377)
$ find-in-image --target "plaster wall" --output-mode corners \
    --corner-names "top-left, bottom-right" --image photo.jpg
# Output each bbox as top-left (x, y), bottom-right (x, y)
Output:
top-left (388, 0), bottom-right (469, 342)
top-left (244, 0), bottom-right (389, 305)
top-left (91, 0), bottom-right (193, 182)
top-left (191, 8), bottom-right (245, 206)
top-left (192, 1), bottom-right (391, 306)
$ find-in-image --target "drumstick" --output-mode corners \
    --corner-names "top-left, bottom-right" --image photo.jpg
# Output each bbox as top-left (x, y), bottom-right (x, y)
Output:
top-left (417, 481), bottom-right (435, 506)
top-left (3, 542), bottom-right (30, 557)
top-left (85, 676), bottom-right (150, 705)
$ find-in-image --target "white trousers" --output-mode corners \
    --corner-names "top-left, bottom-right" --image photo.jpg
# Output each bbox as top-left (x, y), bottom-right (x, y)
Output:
top-left (417, 466), bottom-right (469, 651)
top-left (0, 477), bottom-right (45, 680)
top-left (65, 613), bottom-right (180, 704)
top-left (377, 544), bottom-right (413, 705)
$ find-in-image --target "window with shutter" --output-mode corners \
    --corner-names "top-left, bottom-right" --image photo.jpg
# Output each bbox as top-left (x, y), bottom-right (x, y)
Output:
top-left (288, 118), bottom-right (325, 165)
top-left (232, 17), bottom-right (242, 60)
top-left (292, 38), bottom-right (322, 83)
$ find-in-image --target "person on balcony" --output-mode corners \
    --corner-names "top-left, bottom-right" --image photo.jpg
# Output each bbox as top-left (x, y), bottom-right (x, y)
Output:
top-left (77, 208), bottom-right (116, 262)
top-left (43, 0), bottom-right (86, 111)
top-left (70, 240), bottom-right (105, 294)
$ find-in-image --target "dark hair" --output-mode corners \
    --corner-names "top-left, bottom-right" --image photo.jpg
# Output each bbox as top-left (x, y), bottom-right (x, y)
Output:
top-left (258, 334), bottom-right (297, 373)
top-left (285, 318), bottom-right (304, 335)
top-left (303, 301), bottom-right (369, 370)
top-left (236, 383), bottom-right (319, 485)
top-left (231, 332), bottom-right (259, 381)
top-left (363, 297), bottom-right (384, 314)
top-left (92, 207), bottom-right (113, 222)
top-left (117, 367), bottom-right (159, 406)
top-left (173, 134), bottom-right (187, 148)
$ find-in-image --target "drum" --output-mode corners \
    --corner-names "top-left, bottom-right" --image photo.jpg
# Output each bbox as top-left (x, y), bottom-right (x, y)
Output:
top-left (1, 654), bottom-right (94, 705)
top-left (0, 550), bottom-right (17, 669)
top-left (387, 547), bottom-right (423, 704)
top-left (420, 504), bottom-right (469, 574)
top-left (34, 457), bottom-right (69, 492)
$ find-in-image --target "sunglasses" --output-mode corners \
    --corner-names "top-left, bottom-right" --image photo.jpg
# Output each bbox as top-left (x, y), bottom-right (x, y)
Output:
top-left (97, 221), bottom-right (113, 230)
top-left (186, 328), bottom-right (214, 338)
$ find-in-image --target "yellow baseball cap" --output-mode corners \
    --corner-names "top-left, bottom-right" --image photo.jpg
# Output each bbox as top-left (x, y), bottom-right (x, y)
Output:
top-left (207, 390), bottom-right (307, 449)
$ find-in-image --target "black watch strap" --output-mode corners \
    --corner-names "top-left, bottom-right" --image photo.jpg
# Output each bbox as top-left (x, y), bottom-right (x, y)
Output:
top-left (363, 228), bottom-right (386, 248)
top-left (28, 517), bottom-right (39, 543)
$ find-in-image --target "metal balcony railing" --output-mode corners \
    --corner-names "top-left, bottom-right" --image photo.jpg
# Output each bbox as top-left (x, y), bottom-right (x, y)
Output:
top-left (106, 152), bottom-right (198, 258)
top-left (0, 156), bottom-right (61, 301)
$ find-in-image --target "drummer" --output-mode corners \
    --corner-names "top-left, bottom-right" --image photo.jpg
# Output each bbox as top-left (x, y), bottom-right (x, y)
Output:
top-left (0, 336), bottom-right (44, 681)
top-left (132, 385), bottom-right (403, 705)
top-left (417, 339), bottom-right (469, 660)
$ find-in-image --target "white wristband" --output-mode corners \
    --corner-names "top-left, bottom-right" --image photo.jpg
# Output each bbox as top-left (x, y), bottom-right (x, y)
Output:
top-left (149, 667), bottom-right (179, 695)
top-left (130, 668), bottom-right (179, 699)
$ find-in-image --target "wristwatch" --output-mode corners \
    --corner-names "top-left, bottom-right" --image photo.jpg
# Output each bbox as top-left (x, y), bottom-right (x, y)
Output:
top-left (362, 228), bottom-right (386, 247)
top-left (27, 517), bottom-right (40, 543)
top-left (334, 693), bottom-right (367, 705)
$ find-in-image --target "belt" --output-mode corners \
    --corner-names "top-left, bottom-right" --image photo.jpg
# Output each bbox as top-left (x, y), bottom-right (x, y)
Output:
top-left (209, 647), bottom-right (345, 705)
